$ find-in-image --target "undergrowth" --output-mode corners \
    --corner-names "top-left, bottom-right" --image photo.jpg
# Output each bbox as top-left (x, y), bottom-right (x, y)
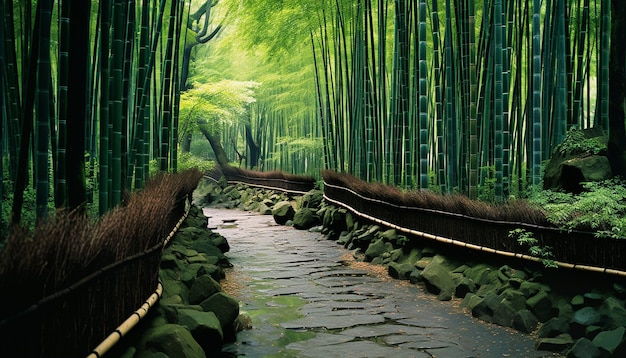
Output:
top-left (527, 178), bottom-right (626, 239)
top-left (553, 127), bottom-right (606, 157)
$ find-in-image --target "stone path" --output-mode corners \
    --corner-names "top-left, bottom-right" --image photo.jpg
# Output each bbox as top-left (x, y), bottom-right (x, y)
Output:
top-left (205, 208), bottom-right (556, 358)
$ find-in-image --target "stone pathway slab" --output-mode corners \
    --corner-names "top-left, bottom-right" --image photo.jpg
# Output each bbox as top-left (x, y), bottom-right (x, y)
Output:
top-left (207, 208), bottom-right (555, 358)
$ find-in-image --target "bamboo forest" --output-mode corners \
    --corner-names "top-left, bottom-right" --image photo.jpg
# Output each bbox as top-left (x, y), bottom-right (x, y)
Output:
top-left (2, 0), bottom-right (626, 233)
top-left (4, 0), bottom-right (626, 357)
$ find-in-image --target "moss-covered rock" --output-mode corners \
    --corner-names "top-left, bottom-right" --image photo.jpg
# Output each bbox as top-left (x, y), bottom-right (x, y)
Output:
top-left (272, 201), bottom-right (295, 225)
top-left (301, 190), bottom-right (324, 209)
top-left (138, 324), bottom-right (205, 358)
top-left (535, 333), bottom-right (574, 352)
top-left (570, 306), bottom-right (602, 338)
top-left (388, 262), bottom-right (418, 281)
top-left (189, 274), bottom-right (223, 305)
top-left (293, 208), bottom-right (320, 230)
top-left (537, 317), bottom-right (570, 338)
top-left (200, 292), bottom-right (240, 329)
top-left (526, 290), bottom-right (555, 322)
top-left (513, 309), bottom-right (540, 334)
top-left (177, 309), bottom-right (224, 354)
top-left (365, 239), bottom-right (393, 262)
top-left (323, 207), bottom-right (347, 233)
top-left (566, 338), bottom-right (602, 358)
top-left (471, 293), bottom-right (502, 323)
top-left (599, 297), bottom-right (626, 329)
top-left (591, 326), bottom-right (626, 356)
top-left (421, 255), bottom-right (457, 299)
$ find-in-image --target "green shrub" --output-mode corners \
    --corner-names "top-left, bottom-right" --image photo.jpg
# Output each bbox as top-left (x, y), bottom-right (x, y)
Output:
top-left (528, 179), bottom-right (626, 239)
top-left (177, 152), bottom-right (214, 173)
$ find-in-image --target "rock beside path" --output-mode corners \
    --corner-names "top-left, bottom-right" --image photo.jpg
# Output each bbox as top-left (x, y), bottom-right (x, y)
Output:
top-left (108, 205), bottom-right (244, 357)
top-left (272, 201), bottom-right (295, 225)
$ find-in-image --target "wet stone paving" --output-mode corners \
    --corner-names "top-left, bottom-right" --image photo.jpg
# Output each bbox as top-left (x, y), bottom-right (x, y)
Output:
top-left (205, 208), bottom-right (554, 358)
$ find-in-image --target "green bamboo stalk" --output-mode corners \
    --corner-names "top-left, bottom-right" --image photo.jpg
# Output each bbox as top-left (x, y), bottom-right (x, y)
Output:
top-left (35, 0), bottom-right (53, 221)
top-left (408, 0), bottom-right (418, 187)
top-left (349, 0), bottom-right (365, 179)
top-left (377, 0), bottom-right (388, 182)
top-left (311, 31), bottom-right (333, 170)
top-left (430, 0), bottom-right (445, 193)
top-left (322, 10), bottom-right (339, 171)
top-left (541, 1), bottom-right (554, 158)
top-left (599, 0), bottom-right (610, 130)
top-left (56, 0), bottom-right (70, 208)
top-left (99, 0), bottom-right (111, 214)
top-left (131, 0), bottom-right (151, 189)
top-left (502, 1), bottom-right (511, 198)
top-left (391, 0), bottom-right (409, 186)
top-left (159, 0), bottom-right (179, 172)
top-left (172, 0), bottom-right (187, 174)
top-left (444, 0), bottom-right (457, 191)
top-left (467, 0), bottom-right (478, 199)
top-left (364, 0), bottom-right (376, 182)
top-left (554, 0), bottom-right (567, 147)
top-left (11, 0), bottom-right (40, 225)
top-left (110, 0), bottom-right (125, 206)
top-left (121, 0), bottom-right (135, 188)
top-left (457, 0), bottom-right (471, 193)
top-left (571, 0), bottom-right (589, 127)
top-left (2, 1), bottom-right (21, 179)
top-left (418, 0), bottom-right (428, 189)
top-left (493, 0), bottom-right (504, 201)
top-left (87, 9), bottom-right (102, 207)
top-left (531, 0), bottom-right (542, 186)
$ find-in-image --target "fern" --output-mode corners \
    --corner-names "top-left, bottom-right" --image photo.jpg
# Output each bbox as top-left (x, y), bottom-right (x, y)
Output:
top-left (529, 179), bottom-right (626, 238)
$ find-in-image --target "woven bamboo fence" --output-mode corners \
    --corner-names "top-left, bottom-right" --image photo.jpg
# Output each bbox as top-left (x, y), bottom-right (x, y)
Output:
top-left (206, 165), bottom-right (316, 194)
top-left (0, 169), bottom-right (203, 357)
top-left (322, 170), bottom-right (626, 276)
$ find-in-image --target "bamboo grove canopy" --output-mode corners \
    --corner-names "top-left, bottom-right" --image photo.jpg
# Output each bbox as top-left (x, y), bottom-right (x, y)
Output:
top-left (1, 0), bottom-right (626, 230)
top-left (200, 0), bottom-right (626, 201)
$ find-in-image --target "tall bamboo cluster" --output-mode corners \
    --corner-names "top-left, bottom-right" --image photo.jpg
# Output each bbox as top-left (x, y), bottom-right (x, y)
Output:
top-left (311, 0), bottom-right (609, 200)
top-left (1, 0), bottom-right (189, 228)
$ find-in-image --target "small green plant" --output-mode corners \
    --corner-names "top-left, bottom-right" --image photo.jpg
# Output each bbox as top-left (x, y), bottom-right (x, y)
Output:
top-left (478, 165), bottom-right (496, 202)
top-left (509, 228), bottom-right (557, 268)
top-left (397, 235), bottom-right (409, 247)
top-left (527, 179), bottom-right (626, 239)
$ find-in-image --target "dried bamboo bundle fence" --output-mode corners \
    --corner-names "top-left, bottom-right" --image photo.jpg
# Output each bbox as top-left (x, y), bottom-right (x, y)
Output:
top-left (0, 169), bottom-right (203, 357)
top-left (206, 165), bottom-right (316, 194)
top-left (321, 170), bottom-right (626, 276)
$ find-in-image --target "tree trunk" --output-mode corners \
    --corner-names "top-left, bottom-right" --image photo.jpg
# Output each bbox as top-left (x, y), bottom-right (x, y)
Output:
top-left (181, 133), bottom-right (192, 152)
top-left (245, 124), bottom-right (260, 169)
top-left (609, 1), bottom-right (626, 177)
top-left (199, 126), bottom-right (229, 166)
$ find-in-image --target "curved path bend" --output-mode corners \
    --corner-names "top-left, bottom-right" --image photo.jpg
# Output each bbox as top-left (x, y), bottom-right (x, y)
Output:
top-left (205, 208), bottom-right (555, 358)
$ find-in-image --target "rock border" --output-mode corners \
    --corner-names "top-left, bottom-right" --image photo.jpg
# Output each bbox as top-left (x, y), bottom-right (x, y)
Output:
top-left (106, 205), bottom-right (246, 357)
